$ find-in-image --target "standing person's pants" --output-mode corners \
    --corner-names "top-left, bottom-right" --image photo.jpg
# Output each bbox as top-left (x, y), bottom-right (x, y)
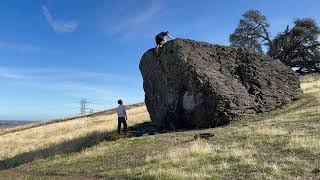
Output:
top-left (118, 117), bottom-right (127, 134)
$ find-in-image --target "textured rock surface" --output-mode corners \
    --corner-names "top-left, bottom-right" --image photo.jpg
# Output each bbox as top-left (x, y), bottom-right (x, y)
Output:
top-left (139, 39), bottom-right (301, 129)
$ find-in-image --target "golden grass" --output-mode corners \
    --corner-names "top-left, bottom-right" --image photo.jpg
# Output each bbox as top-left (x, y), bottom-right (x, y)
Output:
top-left (0, 105), bottom-right (150, 161)
top-left (118, 74), bottom-right (320, 179)
top-left (301, 74), bottom-right (320, 94)
top-left (137, 140), bottom-right (259, 179)
top-left (1, 74), bottom-right (320, 179)
top-left (288, 136), bottom-right (320, 152)
top-left (145, 140), bottom-right (214, 163)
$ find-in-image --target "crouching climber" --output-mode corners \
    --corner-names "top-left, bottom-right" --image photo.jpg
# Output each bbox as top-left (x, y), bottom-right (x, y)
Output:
top-left (155, 31), bottom-right (174, 48)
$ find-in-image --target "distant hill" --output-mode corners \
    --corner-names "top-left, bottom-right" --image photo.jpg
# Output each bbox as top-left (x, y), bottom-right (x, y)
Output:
top-left (0, 120), bottom-right (35, 129)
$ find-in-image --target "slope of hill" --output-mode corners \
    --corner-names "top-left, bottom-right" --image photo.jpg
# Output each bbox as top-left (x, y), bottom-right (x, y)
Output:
top-left (0, 103), bottom-right (144, 136)
top-left (0, 103), bottom-right (150, 169)
top-left (0, 74), bottom-right (320, 179)
top-left (0, 120), bottom-right (34, 130)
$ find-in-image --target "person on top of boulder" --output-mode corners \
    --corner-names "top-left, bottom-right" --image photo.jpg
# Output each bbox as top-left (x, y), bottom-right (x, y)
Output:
top-left (155, 31), bottom-right (174, 48)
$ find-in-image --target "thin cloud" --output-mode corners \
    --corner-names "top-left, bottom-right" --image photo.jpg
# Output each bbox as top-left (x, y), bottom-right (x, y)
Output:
top-left (57, 81), bottom-right (142, 103)
top-left (113, 4), bottom-right (162, 32)
top-left (107, 2), bottom-right (165, 39)
top-left (0, 68), bottom-right (24, 79)
top-left (0, 66), bottom-right (144, 112)
top-left (42, 5), bottom-right (78, 33)
top-left (0, 66), bottom-right (138, 82)
top-left (0, 41), bottom-right (63, 54)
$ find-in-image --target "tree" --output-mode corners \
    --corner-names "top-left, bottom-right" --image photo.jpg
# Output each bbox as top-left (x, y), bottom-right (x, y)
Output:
top-left (230, 10), bottom-right (272, 54)
top-left (269, 18), bottom-right (320, 73)
top-left (230, 10), bottom-right (320, 73)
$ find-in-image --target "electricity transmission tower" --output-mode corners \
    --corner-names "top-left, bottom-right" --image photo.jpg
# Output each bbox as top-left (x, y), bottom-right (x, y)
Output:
top-left (80, 99), bottom-right (89, 114)
top-left (80, 99), bottom-right (95, 114)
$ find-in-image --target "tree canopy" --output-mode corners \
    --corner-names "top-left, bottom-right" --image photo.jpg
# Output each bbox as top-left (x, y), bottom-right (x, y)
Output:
top-left (230, 10), bottom-right (271, 54)
top-left (230, 10), bottom-right (320, 73)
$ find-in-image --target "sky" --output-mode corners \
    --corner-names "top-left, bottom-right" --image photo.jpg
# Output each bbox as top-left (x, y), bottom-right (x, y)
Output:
top-left (0, 0), bottom-right (319, 121)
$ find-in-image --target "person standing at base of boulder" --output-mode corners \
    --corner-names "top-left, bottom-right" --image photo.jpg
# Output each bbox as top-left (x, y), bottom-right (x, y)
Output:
top-left (116, 99), bottom-right (127, 134)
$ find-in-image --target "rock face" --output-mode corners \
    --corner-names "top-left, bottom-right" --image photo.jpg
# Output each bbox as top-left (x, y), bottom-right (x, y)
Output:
top-left (139, 39), bottom-right (301, 129)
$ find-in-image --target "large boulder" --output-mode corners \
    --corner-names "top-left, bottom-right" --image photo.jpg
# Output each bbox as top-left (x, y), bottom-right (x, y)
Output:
top-left (139, 39), bottom-right (301, 129)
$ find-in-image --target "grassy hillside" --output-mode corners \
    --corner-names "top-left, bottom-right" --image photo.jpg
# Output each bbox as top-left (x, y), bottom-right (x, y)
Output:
top-left (0, 121), bottom-right (34, 130)
top-left (0, 104), bottom-right (150, 169)
top-left (1, 74), bottom-right (320, 179)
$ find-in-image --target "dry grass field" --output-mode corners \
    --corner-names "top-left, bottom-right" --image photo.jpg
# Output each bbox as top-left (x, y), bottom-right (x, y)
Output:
top-left (0, 104), bottom-right (150, 168)
top-left (0, 74), bottom-right (319, 179)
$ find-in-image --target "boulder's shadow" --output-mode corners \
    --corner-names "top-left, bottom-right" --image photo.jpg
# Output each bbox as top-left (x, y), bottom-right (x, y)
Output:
top-left (127, 122), bottom-right (168, 137)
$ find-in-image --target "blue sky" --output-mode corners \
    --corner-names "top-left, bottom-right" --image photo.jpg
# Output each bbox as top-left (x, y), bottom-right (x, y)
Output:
top-left (0, 0), bottom-right (319, 121)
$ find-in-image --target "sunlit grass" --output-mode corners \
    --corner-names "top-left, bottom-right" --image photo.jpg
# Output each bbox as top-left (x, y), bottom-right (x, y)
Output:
top-left (0, 105), bottom-right (150, 161)
top-left (1, 74), bottom-right (320, 179)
